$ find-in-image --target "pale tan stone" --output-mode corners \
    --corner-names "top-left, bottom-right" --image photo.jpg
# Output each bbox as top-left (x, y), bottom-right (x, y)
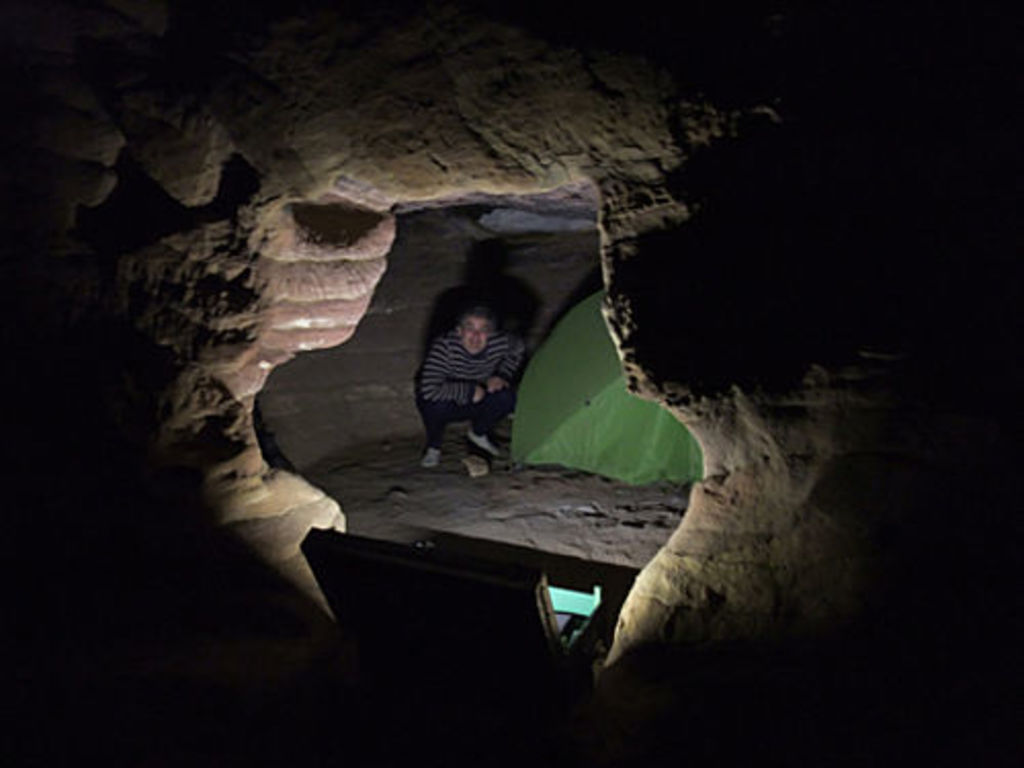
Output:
top-left (462, 455), bottom-right (490, 478)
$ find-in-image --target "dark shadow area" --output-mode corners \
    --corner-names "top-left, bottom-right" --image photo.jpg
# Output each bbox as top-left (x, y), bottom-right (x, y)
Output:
top-left (254, 398), bottom-right (297, 471)
top-left (303, 529), bottom-right (597, 767)
top-left (292, 201), bottom-right (386, 246)
top-left (575, 620), bottom-right (1017, 768)
top-left (422, 237), bottom-right (541, 350)
top-left (2, 307), bottom-right (357, 765)
top-left (470, 0), bottom-right (785, 108)
top-left (75, 153), bottom-right (194, 255)
top-left (539, 265), bottom-right (605, 339)
top-left (76, 152), bottom-right (262, 256)
top-left (206, 152), bottom-right (263, 219)
top-left (611, 5), bottom-right (1018, 407)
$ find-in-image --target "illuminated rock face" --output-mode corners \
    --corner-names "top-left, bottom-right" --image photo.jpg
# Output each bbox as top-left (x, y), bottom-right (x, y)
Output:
top-left (4, 1), bottom-right (706, 599)
top-left (4, 1), bottom-right (1012, 673)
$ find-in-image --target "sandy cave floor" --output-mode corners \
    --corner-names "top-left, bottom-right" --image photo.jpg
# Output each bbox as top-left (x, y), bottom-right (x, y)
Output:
top-left (302, 422), bottom-right (692, 572)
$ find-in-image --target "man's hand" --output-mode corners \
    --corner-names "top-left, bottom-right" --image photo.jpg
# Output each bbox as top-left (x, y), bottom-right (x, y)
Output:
top-left (485, 376), bottom-right (509, 393)
top-left (472, 384), bottom-right (486, 403)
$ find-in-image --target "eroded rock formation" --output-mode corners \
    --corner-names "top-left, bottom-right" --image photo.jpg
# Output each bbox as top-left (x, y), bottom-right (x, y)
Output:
top-left (6, 0), bottom-right (726, 597)
top-left (4, 0), bottom-right (1016, 763)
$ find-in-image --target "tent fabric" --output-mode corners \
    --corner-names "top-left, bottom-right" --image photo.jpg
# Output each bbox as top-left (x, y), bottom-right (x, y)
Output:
top-left (510, 291), bottom-right (703, 485)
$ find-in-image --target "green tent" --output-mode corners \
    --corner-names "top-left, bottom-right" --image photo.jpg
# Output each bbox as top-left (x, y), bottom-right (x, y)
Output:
top-left (510, 291), bottom-right (703, 485)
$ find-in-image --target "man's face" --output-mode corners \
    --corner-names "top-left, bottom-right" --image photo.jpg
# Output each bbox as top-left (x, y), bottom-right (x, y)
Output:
top-left (458, 315), bottom-right (492, 354)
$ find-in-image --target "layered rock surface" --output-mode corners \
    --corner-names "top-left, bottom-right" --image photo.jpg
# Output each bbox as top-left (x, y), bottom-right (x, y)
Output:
top-left (3, 1), bottom-right (1016, 763)
top-left (6, 0), bottom-right (711, 596)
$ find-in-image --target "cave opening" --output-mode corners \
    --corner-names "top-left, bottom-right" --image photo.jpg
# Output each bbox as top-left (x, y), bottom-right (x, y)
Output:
top-left (255, 186), bottom-right (703, 662)
top-left (6, 1), bottom-right (1017, 764)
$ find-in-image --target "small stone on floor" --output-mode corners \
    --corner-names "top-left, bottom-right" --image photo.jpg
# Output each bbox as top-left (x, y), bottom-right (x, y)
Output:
top-left (462, 455), bottom-right (489, 477)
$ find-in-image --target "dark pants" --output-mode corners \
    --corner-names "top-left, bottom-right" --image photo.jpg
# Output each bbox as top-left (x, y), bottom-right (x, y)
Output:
top-left (416, 389), bottom-right (516, 449)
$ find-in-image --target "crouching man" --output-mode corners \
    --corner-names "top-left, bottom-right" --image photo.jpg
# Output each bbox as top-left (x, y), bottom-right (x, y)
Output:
top-left (415, 305), bottom-right (524, 468)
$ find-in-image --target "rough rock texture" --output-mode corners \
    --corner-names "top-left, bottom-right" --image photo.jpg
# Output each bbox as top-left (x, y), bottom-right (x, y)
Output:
top-left (2, 0), bottom-right (700, 595)
top-left (607, 364), bottom-right (956, 656)
top-left (10, 0), bottom-right (684, 593)
top-left (3, 1), bottom-right (1017, 764)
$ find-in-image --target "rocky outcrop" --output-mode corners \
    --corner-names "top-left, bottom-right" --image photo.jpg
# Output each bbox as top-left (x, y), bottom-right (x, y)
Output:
top-left (4, 0), bottom-right (1013, 688)
top-left (5, 1), bottom-right (718, 597)
top-left (604, 362), bottom-right (895, 657)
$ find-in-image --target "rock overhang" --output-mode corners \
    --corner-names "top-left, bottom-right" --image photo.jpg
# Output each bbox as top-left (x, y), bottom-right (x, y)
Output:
top-left (2, 6), bottom-right (1016, 759)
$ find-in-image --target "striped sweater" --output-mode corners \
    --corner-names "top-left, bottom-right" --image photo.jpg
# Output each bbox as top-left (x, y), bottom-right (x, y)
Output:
top-left (417, 330), bottom-right (525, 404)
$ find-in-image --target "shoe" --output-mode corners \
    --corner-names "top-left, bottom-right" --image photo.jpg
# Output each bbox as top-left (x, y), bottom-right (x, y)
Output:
top-left (420, 447), bottom-right (441, 468)
top-left (467, 430), bottom-right (501, 457)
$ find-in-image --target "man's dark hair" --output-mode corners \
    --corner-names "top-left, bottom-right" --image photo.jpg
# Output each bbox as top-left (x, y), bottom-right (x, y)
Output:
top-left (457, 304), bottom-right (497, 330)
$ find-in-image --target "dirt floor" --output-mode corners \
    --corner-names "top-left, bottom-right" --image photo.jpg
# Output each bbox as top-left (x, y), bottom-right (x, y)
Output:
top-left (299, 418), bottom-right (694, 640)
top-left (305, 424), bottom-right (691, 571)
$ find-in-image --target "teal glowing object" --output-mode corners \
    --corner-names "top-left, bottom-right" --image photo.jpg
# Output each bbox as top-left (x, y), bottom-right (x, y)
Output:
top-left (547, 584), bottom-right (602, 649)
top-left (548, 584), bottom-right (601, 617)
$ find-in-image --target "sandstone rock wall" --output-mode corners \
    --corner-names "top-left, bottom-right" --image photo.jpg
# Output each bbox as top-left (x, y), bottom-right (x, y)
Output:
top-left (3, 1), bottom-right (713, 600)
top-left (4, 0), bottom-right (1013, 676)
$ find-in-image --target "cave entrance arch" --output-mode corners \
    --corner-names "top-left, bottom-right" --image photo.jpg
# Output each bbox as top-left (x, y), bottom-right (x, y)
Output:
top-left (255, 185), bottom-right (698, 654)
